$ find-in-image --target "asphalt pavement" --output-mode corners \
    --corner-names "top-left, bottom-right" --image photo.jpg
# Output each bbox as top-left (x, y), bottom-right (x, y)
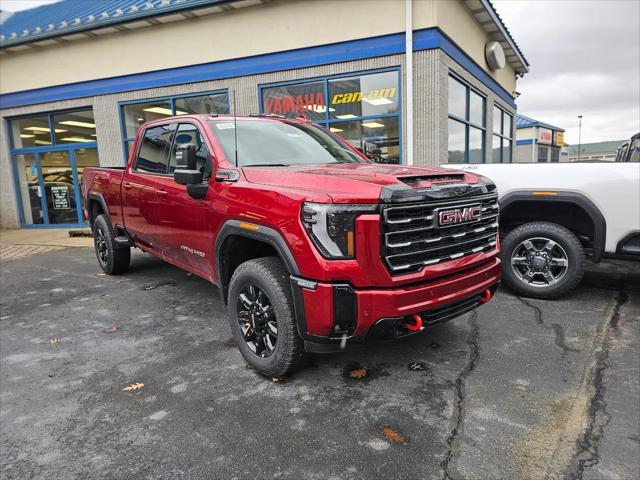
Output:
top-left (0, 247), bottom-right (638, 480)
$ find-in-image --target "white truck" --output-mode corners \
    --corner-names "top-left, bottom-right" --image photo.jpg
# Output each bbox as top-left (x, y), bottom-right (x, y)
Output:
top-left (447, 133), bottom-right (640, 299)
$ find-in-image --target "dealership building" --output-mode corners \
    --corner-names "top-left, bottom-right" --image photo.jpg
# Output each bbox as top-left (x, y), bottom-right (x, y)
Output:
top-left (0, 0), bottom-right (528, 229)
top-left (515, 114), bottom-right (567, 163)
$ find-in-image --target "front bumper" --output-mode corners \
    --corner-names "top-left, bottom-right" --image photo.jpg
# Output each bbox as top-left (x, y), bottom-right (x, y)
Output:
top-left (291, 257), bottom-right (501, 353)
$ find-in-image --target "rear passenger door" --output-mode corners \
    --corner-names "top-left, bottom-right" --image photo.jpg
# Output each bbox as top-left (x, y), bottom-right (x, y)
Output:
top-left (121, 123), bottom-right (176, 250)
top-left (152, 122), bottom-right (214, 276)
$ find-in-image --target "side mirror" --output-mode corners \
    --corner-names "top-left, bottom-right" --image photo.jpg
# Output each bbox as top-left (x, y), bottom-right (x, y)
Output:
top-left (176, 143), bottom-right (197, 170)
top-left (173, 144), bottom-right (202, 185)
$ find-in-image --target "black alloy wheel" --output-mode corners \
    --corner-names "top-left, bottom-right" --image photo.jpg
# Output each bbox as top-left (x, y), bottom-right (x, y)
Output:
top-left (236, 284), bottom-right (278, 358)
top-left (95, 225), bottom-right (109, 266)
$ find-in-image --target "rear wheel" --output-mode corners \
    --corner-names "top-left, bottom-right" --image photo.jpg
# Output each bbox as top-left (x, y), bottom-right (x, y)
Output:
top-left (227, 257), bottom-right (305, 377)
top-left (93, 214), bottom-right (130, 275)
top-left (501, 221), bottom-right (585, 299)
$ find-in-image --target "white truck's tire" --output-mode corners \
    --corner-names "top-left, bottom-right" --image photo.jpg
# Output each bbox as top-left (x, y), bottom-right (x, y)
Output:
top-left (501, 221), bottom-right (585, 299)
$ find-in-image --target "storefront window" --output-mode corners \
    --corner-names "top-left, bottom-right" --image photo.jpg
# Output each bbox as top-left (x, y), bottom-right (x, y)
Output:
top-left (331, 117), bottom-right (400, 164)
top-left (174, 92), bottom-right (230, 116)
top-left (261, 81), bottom-right (325, 122)
top-left (123, 100), bottom-right (172, 138)
top-left (260, 70), bottom-right (401, 164)
top-left (9, 109), bottom-right (99, 227)
top-left (447, 75), bottom-right (486, 163)
top-left (53, 110), bottom-right (97, 144)
top-left (492, 105), bottom-right (513, 163)
top-left (11, 115), bottom-right (53, 148)
top-left (328, 71), bottom-right (399, 120)
top-left (121, 90), bottom-right (229, 161)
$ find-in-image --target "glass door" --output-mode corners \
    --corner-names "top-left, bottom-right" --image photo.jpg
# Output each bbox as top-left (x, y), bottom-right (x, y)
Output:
top-left (40, 151), bottom-right (78, 225)
top-left (15, 153), bottom-right (45, 225)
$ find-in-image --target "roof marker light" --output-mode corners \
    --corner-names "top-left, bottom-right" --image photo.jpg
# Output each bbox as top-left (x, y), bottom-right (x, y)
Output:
top-left (239, 222), bottom-right (259, 231)
top-left (532, 191), bottom-right (558, 196)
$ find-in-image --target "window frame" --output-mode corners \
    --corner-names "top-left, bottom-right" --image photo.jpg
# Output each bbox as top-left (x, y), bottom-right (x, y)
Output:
top-left (491, 104), bottom-right (513, 163)
top-left (119, 89), bottom-right (230, 164)
top-left (257, 67), bottom-right (403, 164)
top-left (447, 74), bottom-right (487, 164)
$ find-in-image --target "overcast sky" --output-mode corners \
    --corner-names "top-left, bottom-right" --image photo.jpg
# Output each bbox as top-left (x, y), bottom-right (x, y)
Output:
top-left (493, 0), bottom-right (640, 144)
top-left (3, 0), bottom-right (639, 144)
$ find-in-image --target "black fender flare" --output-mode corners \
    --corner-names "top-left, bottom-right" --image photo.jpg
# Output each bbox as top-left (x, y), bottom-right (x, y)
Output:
top-left (500, 191), bottom-right (607, 262)
top-left (214, 219), bottom-right (300, 297)
top-left (86, 192), bottom-right (109, 230)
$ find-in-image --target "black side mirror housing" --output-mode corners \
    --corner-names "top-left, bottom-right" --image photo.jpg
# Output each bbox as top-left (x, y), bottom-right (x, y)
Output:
top-left (174, 168), bottom-right (203, 185)
top-left (173, 144), bottom-right (203, 185)
top-left (176, 143), bottom-right (197, 170)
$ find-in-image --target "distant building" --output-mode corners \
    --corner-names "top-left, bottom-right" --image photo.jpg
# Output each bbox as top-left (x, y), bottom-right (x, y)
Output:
top-left (515, 114), bottom-right (567, 163)
top-left (567, 140), bottom-right (626, 162)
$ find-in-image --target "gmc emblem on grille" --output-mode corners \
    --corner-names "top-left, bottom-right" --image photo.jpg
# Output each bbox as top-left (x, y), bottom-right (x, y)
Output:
top-left (437, 205), bottom-right (482, 226)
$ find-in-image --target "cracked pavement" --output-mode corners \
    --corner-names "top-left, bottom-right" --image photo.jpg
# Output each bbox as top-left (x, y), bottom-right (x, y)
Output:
top-left (0, 249), bottom-right (638, 479)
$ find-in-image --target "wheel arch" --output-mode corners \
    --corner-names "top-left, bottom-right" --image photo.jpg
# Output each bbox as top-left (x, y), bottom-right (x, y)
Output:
top-left (87, 192), bottom-right (109, 231)
top-left (500, 191), bottom-right (606, 262)
top-left (214, 220), bottom-right (300, 304)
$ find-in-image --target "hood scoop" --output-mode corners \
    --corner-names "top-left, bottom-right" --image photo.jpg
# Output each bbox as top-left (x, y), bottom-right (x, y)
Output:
top-left (399, 174), bottom-right (465, 187)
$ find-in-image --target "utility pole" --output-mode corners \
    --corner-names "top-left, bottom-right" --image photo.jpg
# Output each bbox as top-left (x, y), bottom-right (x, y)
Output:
top-left (577, 115), bottom-right (583, 162)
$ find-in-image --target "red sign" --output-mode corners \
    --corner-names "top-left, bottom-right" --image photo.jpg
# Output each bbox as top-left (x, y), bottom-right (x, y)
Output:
top-left (264, 93), bottom-right (325, 116)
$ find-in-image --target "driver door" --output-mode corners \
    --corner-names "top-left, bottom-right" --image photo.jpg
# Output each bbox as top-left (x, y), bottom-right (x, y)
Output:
top-left (153, 122), bottom-right (214, 277)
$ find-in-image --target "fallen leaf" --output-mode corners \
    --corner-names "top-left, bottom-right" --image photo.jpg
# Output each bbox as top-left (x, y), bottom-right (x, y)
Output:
top-left (224, 338), bottom-right (237, 347)
top-left (244, 363), bottom-right (254, 370)
top-left (409, 362), bottom-right (425, 371)
top-left (97, 273), bottom-right (106, 276)
top-left (271, 376), bottom-right (287, 383)
top-left (382, 427), bottom-right (407, 444)
top-left (103, 325), bottom-right (119, 334)
top-left (349, 368), bottom-right (368, 379)
top-left (47, 338), bottom-right (61, 344)
top-left (122, 382), bottom-right (144, 392)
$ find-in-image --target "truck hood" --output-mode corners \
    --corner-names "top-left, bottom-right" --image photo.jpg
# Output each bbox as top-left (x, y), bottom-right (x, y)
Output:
top-left (241, 163), bottom-right (484, 202)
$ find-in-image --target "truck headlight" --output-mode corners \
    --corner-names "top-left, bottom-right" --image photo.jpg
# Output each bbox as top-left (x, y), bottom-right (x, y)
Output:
top-left (301, 202), bottom-right (378, 259)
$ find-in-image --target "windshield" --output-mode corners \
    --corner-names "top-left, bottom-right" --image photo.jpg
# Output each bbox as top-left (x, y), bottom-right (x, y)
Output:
top-left (208, 119), bottom-right (365, 167)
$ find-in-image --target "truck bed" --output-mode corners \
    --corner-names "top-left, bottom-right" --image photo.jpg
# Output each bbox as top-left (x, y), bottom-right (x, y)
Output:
top-left (81, 166), bottom-right (126, 230)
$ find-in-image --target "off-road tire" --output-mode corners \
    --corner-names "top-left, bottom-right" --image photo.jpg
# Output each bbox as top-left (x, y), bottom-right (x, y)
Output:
top-left (501, 221), bottom-right (585, 299)
top-left (228, 257), bottom-right (305, 376)
top-left (93, 214), bottom-right (131, 275)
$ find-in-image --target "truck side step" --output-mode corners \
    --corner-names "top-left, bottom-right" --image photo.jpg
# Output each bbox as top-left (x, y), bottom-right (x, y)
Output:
top-left (114, 236), bottom-right (132, 247)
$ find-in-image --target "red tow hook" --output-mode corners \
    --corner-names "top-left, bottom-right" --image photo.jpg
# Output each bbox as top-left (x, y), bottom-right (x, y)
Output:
top-left (404, 314), bottom-right (423, 332)
top-left (479, 289), bottom-right (492, 304)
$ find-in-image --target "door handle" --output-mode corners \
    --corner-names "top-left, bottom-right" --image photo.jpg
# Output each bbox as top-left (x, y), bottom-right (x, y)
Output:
top-left (156, 189), bottom-right (168, 196)
top-left (123, 182), bottom-right (132, 190)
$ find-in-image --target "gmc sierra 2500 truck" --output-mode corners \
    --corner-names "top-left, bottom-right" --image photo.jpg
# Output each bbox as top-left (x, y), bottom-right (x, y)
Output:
top-left (82, 115), bottom-right (501, 376)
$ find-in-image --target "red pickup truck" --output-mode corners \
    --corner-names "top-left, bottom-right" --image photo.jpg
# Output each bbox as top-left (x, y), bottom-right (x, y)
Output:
top-left (82, 114), bottom-right (501, 376)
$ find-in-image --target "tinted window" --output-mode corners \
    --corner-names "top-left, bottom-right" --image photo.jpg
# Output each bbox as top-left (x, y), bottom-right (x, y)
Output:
top-left (168, 123), bottom-right (213, 178)
top-left (135, 124), bottom-right (176, 174)
top-left (328, 71), bottom-right (399, 120)
top-left (448, 77), bottom-right (466, 119)
top-left (174, 92), bottom-right (230, 116)
top-left (261, 81), bottom-right (325, 122)
top-left (52, 109), bottom-right (96, 144)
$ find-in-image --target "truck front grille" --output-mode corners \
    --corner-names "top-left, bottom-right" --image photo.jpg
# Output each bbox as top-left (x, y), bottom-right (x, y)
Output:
top-left (381, 193), bottom-right (499, 274)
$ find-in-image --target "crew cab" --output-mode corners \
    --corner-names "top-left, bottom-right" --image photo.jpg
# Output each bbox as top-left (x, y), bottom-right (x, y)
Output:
top-left (447, 138), bottom-right (639, 299)
top-left (82, 115), bottom-right (501, 376)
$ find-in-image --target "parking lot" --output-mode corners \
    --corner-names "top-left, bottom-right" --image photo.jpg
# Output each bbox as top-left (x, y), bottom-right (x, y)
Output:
top-left (1, 246), bottom-right (638, 480)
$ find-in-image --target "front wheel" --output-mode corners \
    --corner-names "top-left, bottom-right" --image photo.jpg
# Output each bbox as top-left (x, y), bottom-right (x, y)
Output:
top-left (227, 257), bottom-right (305, 377)
top-left (501, 221), bottom-right (585, 299)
